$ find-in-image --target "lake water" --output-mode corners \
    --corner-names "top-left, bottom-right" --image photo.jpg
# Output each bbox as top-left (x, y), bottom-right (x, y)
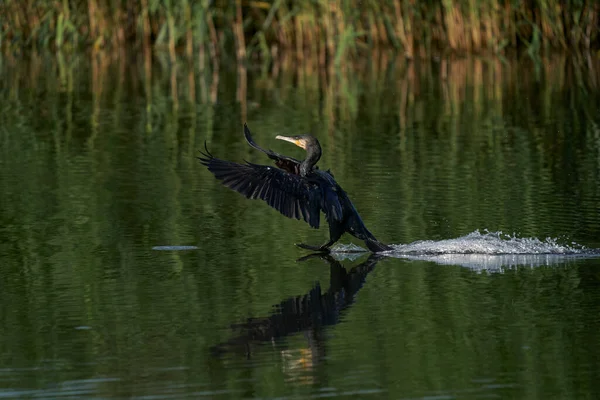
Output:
top-left (1, 51), bottom-right (600, 399)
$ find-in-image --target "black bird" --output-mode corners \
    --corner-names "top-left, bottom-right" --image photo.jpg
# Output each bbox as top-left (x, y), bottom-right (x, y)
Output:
top-left (198, 124), bottom-right (392, 253)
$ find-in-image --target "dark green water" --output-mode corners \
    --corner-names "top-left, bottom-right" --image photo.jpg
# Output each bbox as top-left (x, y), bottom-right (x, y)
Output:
top-left (1, 52), bottom-right (600, 399)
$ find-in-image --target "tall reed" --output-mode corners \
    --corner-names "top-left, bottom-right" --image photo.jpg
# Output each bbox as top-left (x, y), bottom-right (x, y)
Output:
top-left (1, 1), bottom-right (598, 60)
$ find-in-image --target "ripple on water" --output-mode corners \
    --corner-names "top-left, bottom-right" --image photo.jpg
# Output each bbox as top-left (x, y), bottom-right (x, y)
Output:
top-left (152, 245), bottom-right (199, 251)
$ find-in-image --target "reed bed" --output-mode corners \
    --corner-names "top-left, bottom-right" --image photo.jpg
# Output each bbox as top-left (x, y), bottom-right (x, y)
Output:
top-left (1, 1), bottom-right (598, 61)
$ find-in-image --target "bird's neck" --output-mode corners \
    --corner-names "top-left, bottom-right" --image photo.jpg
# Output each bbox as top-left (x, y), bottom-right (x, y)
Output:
top-left (300, 144), bottom-right (321, 177)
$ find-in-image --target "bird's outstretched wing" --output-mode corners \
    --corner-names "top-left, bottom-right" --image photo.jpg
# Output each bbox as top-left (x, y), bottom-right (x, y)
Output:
top-left (199, 146), bottom-right (321, 228)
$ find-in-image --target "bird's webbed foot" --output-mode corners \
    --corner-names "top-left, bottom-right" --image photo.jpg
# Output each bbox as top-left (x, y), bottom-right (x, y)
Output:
top-left (295, 243), bottom-right (331, 253)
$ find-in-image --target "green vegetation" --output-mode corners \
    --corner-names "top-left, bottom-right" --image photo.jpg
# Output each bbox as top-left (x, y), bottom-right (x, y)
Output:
top-left (1, 1), bottom-right (598, 59)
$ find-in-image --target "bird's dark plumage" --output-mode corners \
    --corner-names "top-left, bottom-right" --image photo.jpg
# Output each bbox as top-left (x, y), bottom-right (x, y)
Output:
top-left (198, 124), bottom-right (392, 253)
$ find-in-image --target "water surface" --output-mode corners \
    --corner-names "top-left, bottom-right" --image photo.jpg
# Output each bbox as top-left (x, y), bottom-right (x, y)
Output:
top-left (1, 52), bottom-right (600, 399)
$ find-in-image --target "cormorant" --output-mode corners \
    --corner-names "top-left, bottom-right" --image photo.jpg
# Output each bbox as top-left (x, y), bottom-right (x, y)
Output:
top-left (198, 124), bottom-right (392, 253)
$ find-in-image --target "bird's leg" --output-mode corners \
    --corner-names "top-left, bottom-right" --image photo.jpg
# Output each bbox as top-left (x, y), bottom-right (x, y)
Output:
top-left (296, 223), bottom-right (343, 252)
top-left (295, 240), bottom-right (334, 253)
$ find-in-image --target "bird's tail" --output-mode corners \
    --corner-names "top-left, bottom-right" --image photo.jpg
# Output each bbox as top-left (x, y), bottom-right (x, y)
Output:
top-left (346, 215), bottom-right (393, 253)
top-left (365, 239), bottom-right (393, 253)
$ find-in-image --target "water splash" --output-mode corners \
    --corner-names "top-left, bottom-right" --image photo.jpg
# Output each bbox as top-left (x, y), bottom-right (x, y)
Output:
top-left (391, 230), bottom-right (589, 256)
top-left (330, 231), bottom-right (600, 270)
top-left (390, 231), bottom-right (600, 271)
top-left (328, 243), bottom-right (370, 261)
top-left (330, 243), bottom-right (367, 253)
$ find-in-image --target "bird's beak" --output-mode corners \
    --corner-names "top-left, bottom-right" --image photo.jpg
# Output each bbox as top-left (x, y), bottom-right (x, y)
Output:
top-left (276, 135), bottom-right (305, 149)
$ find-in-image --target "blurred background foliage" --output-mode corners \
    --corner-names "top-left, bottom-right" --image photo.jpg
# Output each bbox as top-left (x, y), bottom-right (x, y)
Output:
top-left (1, 0), bottom-right (599, 62)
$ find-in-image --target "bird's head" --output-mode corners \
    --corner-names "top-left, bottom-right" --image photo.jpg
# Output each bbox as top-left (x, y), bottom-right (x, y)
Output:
top-left (275, 134), bottom-right (319, 151)
top-left (276, 134), bottom-right (322, 175)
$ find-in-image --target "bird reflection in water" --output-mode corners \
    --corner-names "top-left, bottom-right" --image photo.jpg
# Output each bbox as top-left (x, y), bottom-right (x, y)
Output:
top-left (211, 253), bottom-right (383, 383)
